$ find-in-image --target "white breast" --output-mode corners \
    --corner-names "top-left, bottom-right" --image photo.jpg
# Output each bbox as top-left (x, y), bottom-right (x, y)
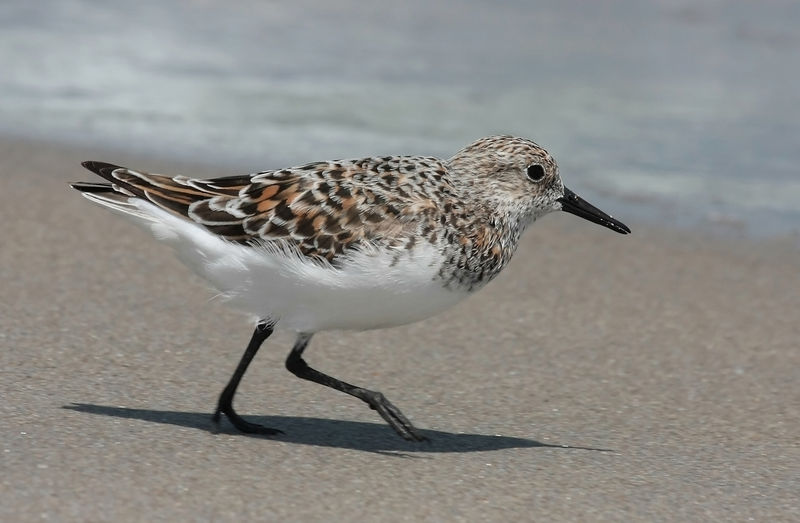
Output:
top-left (129, 201), bottom-right (469, 333)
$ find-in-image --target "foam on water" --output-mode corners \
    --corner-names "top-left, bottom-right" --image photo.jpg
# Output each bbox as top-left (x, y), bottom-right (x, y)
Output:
top-left (2, 0), bottom-right (799, 237)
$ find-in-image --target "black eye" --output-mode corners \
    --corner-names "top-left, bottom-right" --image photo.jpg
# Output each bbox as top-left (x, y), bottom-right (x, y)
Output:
top-left (526, 164), bottom-right (545, 182)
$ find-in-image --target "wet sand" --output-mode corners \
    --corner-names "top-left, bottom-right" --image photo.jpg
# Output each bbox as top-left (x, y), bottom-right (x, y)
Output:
top-left (1, 138), bottom-right (798, 520)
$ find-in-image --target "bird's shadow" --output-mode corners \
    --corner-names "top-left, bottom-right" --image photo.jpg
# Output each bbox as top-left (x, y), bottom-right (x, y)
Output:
top-left (63, 403), bottom-right (612, 455)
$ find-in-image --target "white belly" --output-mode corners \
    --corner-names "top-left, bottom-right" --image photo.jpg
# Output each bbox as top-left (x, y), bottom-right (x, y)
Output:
top-left (137, 202), bottom-right (468, 333)
top-left (214, 242), bottom-right (468, 332)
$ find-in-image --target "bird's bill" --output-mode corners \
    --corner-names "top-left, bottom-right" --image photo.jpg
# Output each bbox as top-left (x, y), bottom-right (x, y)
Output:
top-left (558, 187), bottom-right (631, 234)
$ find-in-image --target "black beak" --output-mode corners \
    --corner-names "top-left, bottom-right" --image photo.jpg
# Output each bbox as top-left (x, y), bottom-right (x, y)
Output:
top-left (558, 187), bottom-right (631, 234)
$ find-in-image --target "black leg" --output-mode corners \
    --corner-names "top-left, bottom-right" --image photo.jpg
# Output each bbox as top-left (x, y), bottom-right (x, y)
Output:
top-left (212, 321), bottom-right (282, 435)
top-left (285, 334), bottom-right (428, 442)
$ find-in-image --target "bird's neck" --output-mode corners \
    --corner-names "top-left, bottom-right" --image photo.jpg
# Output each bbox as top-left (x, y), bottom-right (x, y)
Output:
top-left (435, 200), bottom-right (532, 292)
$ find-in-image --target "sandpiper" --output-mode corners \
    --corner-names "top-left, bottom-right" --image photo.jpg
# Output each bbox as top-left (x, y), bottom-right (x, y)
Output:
top-left (72, 135), bottom-right (630, 441)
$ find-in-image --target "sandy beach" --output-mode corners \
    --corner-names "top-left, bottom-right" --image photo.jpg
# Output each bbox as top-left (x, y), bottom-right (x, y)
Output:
top-left (1, 137), bottom-right (798, 520)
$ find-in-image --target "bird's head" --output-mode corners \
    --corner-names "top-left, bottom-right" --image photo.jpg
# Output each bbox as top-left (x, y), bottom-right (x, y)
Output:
top-left (447, 135), bottom-right (630, 234)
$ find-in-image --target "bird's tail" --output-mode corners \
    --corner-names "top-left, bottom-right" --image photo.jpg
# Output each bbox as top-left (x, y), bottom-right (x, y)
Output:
top-left (71, 172), bottom-right (156, 221)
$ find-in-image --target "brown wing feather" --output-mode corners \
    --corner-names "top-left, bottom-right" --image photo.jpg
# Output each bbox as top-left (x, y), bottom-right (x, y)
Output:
top-left (81, 157), bottom-right (451, 262)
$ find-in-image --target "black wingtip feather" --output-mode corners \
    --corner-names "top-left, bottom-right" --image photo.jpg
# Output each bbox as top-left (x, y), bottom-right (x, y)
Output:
top-left (81, 161), bottom-right (125, 179)
top-left (71, 181), bottom-right (114, 193)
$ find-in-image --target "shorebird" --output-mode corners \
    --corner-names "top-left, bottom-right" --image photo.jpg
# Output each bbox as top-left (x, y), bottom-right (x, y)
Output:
top-left (72, 135), bottom-right (630, 441)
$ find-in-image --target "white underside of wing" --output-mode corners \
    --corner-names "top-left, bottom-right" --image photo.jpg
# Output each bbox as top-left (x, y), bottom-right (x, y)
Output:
top-left (82, 193), bottom-right (468, 333)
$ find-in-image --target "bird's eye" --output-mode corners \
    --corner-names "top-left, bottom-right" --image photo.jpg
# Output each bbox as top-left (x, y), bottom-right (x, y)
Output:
top-left (526, 164), bottom-right (545, 182)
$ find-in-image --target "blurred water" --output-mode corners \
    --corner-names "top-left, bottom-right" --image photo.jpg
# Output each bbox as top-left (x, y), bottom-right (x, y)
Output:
top-left (1, 0), bottom-right (799, 237)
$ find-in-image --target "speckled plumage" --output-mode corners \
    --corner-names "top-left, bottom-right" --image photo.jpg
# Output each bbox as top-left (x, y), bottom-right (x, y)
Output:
top-left (72, 135), bottom-right (629, 441)
top-left (75, 136), bottom-right (567, 294)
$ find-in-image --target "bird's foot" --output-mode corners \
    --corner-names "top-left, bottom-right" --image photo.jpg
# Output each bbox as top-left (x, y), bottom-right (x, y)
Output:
top-left (360, 389), bottom-right (428, 442)
top-left (212, 405), bottom-right (283, 436)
